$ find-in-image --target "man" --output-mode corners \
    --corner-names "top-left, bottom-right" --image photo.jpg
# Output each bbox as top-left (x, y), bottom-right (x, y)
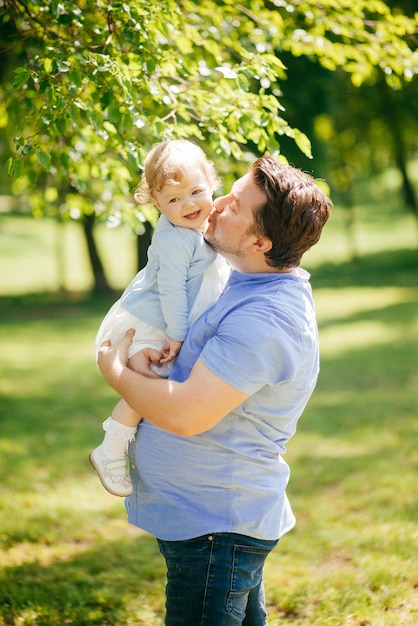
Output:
top-left (98, 155), bottom-right (332, 625)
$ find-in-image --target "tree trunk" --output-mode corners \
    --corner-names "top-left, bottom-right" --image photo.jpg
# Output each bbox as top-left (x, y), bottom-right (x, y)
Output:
top-left (54, 217), bottom-right (66, 293)
top-left (378, 81), bottom-right (418, 239)
top-left (81, 213), bottom-right (112, 294)
top-left (135, 220), bottom-right (153, 272)
top-left (388, 114), bottom-right (418, 216)
top-left (341, 188), bottom-right (358, 261)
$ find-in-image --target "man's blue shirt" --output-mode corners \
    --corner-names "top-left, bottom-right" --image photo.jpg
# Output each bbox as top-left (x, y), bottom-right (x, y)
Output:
top-left (126, 268), bottom-right (319, 541)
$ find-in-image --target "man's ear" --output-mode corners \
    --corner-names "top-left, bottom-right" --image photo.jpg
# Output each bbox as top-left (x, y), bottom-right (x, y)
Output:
top-left (250, 236), bottom-right (273, 255)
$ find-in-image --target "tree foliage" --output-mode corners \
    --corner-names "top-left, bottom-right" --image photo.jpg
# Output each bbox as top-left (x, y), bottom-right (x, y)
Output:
top-left (2, 0), bottom-right (417, 220)
top-left (0, 1), bottom-right (417, 289)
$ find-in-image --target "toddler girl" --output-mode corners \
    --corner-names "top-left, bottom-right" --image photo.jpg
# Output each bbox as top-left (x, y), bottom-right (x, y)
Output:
top-left (90, 140), bottom-right (230, 496)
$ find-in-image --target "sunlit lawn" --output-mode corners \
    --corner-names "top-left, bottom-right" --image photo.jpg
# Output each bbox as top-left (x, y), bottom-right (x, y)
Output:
top-left (0, 207), bottom-right (417, 624)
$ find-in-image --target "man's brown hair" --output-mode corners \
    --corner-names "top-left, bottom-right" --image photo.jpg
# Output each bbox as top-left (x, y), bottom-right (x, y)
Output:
top-left (250, 155), bottom-right (333, 269)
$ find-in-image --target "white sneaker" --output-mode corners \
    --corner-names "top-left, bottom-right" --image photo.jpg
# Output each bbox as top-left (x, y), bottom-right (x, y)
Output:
top-left (89, 445), bottom-right (133, 497)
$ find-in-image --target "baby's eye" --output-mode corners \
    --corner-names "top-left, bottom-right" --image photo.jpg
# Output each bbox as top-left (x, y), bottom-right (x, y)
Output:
top-left (192, 189), bottom-right (202, 195)
top-left (169, 197), bottom-right (179, 203)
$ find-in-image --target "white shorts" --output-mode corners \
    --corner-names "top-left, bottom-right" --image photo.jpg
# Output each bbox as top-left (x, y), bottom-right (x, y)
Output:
top-left (95, 300), bottom-right (169, 360)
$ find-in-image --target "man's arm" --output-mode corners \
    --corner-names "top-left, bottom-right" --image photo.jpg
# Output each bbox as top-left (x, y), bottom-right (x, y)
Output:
top-left (98, 329), bottom-right (249, 436)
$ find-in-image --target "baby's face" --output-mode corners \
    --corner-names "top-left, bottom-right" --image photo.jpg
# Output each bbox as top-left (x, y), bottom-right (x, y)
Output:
top-left (153, 170), bottom-right (213, 231)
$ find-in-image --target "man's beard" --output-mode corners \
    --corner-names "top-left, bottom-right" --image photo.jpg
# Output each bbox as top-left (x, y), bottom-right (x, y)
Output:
top-left (204, 220), bottom-right (245, 258)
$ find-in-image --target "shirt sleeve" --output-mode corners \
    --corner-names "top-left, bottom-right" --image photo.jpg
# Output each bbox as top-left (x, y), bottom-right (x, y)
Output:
top-left (200, 302), bottom-right (303, 395)
top-left (152, 227), bottom-right (195, 341)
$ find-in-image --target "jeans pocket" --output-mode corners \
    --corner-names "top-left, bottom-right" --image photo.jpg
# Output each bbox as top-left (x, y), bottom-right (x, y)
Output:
top-left (226, 544), bottom-right (273, 619)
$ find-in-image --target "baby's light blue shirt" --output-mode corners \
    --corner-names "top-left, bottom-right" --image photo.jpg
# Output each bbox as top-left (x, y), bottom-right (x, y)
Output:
top-left (121, 214), bottom-right (217, 341)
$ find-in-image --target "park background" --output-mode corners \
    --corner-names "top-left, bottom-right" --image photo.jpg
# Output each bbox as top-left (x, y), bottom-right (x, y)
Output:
top-left (1, 1), bottom-right (417, 625)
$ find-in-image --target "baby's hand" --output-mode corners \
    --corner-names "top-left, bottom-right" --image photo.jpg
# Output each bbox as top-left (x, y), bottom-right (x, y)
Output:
top-left (160, 338), bottom-right (183, 364)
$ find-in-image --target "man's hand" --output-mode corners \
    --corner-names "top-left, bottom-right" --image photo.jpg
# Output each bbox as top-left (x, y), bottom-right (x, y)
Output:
top-left (128, 347), bottom-right (164, 378)
top-left (97, 328), bottom-right (135, 387)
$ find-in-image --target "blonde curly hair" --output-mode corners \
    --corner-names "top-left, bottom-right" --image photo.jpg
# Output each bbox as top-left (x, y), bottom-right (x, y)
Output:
top-left (134, 140), bottom-right (220, 205)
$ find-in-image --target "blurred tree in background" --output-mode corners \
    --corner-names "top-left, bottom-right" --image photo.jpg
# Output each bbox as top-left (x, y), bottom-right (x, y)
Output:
top-left (1, 0), bottom-right (417, 291)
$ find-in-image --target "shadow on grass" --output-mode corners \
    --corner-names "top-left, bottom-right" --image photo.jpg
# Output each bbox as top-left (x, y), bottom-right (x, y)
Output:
top-left (0, 289), bottom-right (119, 323)
top-left (1, 534), bottom-right (165, 626)
top-left (311, 247), bottom-right (417, 289)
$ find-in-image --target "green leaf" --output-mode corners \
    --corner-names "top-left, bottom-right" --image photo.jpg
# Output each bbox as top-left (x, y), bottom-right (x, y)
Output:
top-left (103, 121), bottom-right (117, 134)
top-left (6, 157), bottom-right (14, 177)
top-left (69, 104), bottom-right (80, 123)
top-left (107, 105), bottom-right (122, 124)
top-left (57, 60), bottom-right (71, 73)
top-left (293, 129), bottom-right (312, 158)
top-left (13, 68), bottom-right (31, 89)
top-left (68, 69), bottom-right (84, 89)
top-left (50, 0), bottom-right (59, 17)
top-left (14, 159), bottom-right (25, 179)
top-left (36, 150), bottom-right (52, 170)
top-left (44, 58), bottom-right (54, 74)
top-left (7, 157), bottom-right (24, 179)
top-left (121, 112), bottom-right (133, 133)
top-left (60, 152), bottom-right (70, 170)
top-left (55, 117), bottom-right (66, 134)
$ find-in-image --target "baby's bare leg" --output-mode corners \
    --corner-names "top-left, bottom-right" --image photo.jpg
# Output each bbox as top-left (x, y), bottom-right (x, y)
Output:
top-left (112, 397), bottom-right (142, 427)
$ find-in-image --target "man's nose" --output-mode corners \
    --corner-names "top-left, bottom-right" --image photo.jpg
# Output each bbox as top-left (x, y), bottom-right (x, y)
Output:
top-left (213, 197), bottom-right (225, 213)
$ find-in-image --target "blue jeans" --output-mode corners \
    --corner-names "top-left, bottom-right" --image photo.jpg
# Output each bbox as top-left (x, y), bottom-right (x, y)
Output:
top-left (157, 532), bottom-right (279, 626)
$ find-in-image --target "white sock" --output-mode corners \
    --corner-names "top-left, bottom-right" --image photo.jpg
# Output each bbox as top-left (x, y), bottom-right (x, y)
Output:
top-left (100, 417), bottom-right (137, 460)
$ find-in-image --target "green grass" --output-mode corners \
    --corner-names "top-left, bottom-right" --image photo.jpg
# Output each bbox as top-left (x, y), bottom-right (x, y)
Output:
top-left (0, 211), bottom-right (417, 624)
